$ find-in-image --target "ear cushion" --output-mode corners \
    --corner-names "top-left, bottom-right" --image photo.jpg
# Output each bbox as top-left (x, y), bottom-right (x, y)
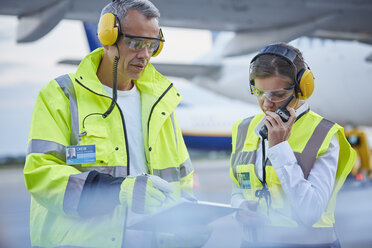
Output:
top-left (297, 69), bottom-right (314, 100)
top-left (152, 29), bottom-right (164, 57)
top-left (97, 13), bottom-right (120, 46)
top-left (152, 40), bottom-right (163, 57)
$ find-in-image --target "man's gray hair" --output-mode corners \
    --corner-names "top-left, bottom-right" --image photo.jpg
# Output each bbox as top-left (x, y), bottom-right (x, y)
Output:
top-left (101, 0), bottom-right (160, 24)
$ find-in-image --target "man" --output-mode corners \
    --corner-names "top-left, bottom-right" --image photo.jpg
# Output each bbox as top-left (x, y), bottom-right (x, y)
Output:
top-left (230, 43), bottom-right (356, 247)
top-left (24, 0), bottom-right (194, 247)
top-left (67, 148), bottom-right (76, 159)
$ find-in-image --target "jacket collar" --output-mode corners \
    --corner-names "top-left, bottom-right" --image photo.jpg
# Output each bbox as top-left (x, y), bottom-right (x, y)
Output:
top-left (74, 47), bottom-right (177, 99)
top-left (75, 48), bottom-right (106, 95)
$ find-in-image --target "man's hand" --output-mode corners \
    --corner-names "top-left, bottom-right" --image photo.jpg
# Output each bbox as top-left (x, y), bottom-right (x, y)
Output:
top-left (263, 107), bottom-right (297, 147)
top-left (236, 201), bottom-right (267, 227)
top-left (119, 175), bottom-right (169, 214)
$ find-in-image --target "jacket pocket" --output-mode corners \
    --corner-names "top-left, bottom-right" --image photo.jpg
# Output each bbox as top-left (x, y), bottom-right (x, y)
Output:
top-left (80, 124), bottom-right (111, 167)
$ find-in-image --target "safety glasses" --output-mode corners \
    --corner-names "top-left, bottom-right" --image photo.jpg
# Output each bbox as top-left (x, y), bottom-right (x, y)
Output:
top-left (251, 84), bottom-right (295, 102)
top-left (121, 33), bottom-right (163, 52)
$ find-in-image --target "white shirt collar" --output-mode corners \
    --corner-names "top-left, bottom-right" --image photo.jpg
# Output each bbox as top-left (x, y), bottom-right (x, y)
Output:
top-left (102, 83), bottom-right (138, 97)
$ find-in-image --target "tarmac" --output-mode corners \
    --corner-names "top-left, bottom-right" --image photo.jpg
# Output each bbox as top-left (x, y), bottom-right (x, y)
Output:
top-left (1, 155), bottom-right (372, 247)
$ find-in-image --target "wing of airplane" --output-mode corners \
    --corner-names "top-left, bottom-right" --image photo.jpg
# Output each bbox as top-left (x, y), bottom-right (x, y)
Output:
top-left (2, 0), bottom-right (372, 150)
top-left (1, 0), bottom-right (372, 56)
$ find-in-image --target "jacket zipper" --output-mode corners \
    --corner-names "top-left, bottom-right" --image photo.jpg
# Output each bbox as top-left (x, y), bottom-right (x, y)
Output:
top-left (75, 78), bottom-right (130, 175)
top-left (146, 83), bottom-right (174, 150)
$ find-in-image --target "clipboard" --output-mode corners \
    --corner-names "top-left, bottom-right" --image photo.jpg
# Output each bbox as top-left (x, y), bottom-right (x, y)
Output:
top-left (127, 200), bottom-right (237, 232)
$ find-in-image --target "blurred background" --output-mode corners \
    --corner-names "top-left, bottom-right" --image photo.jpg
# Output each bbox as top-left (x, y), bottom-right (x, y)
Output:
top-left (1, 1), bottom-right (372, 247)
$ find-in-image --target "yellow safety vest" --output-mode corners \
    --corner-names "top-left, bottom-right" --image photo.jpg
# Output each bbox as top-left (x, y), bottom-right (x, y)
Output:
top-left (24, 48), bottom-right (193, 248)
top-left (230, 111), bottom-right (356, 244)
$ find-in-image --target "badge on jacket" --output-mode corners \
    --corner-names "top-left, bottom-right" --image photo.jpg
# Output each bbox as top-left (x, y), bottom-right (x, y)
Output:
top-left (66, 145), bottom-right (96, 165)
top-left (238, 172), bottom-right (251, 189)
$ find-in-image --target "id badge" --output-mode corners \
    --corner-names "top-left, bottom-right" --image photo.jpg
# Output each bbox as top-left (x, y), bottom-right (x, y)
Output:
top-left (237, 172), bottom-right (251, 189)
top-left (66, 145), bottom-right (96, 165)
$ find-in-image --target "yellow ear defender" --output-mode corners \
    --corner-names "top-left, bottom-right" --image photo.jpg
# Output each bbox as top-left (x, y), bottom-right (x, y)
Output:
top-left (295, 67), bottom-right (314, 100)
top-left (152, 28), bottom-right (164, 57)
top-left (97, 13), bottom-right (120, 46)
top-left (250, 44), bottom-right (314, 100)
top-left (97, 12), bottom-right (164, 57)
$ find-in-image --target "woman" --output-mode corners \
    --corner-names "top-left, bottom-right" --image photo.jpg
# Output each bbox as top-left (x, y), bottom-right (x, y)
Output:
top-left (230, 43), bottom-right (356, 247)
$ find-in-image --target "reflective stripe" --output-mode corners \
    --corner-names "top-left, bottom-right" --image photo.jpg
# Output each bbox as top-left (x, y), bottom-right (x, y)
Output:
top-left (27, 139), bottom-right (128, 176)
top-left (153, 167), bottom-right (180, 182)
top-left (294, 118), bottom-right (334, 179)
top-left (27, 139), bottom-right (66, 162)
top-left (180, 157), bottom-right (193, 177)
top-left (235, 117), bottom-right (253, 152)
top-left (152, 158), bottom-right (192, 182)
top-left (132, 175), bottom-right (148, 213)
top-left (231, 151), bottom-right (256, 179)
top-left (231, 151), bottom-right (256, 167)
top-left (114, 165), bottom-right (129, 178)
top-left (170, 113), bottom-right (178, 148)
top-left (63, 171), bottom-right (90, 215)
top-left (250, 226), bottom-right (337, 245)
top-left (68, 165), bottom-right (127, 177)
top-left (232, 116), bottom-right (334, 180)
top-left (231, 117), bottom-right (255, 179)
top-left (55, 74), bottom-right (80, 146)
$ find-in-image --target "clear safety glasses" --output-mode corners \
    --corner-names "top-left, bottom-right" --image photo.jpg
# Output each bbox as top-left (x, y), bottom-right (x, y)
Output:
top-left (121, 33), bottom-right (162, 53)
top-left (251, 84), bottom-right (295, 102)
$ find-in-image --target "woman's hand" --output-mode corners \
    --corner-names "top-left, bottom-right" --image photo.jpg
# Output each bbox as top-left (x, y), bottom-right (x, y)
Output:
top-left (263, 107), bottom-right (297, 147)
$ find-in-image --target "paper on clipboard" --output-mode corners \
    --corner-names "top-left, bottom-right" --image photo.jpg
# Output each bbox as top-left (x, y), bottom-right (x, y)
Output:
top-left (127, 200), bottom-right (237, 232)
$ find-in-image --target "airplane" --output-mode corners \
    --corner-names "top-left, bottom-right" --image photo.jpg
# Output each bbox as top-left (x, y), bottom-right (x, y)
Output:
top-left (169, 77), bottom-right (262, 151)
top-left (1, 0), bottom-right (372, 50)
top-left (1, 0), bottom-right (372, 170)
top-left (1, 0), bottom-right (372, 124)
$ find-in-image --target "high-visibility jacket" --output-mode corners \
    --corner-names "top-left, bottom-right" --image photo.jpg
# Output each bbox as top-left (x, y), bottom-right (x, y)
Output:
top-left (24, 48), bottom-right (193, 248)
top-left (230, 111), bottom-right (355, 245)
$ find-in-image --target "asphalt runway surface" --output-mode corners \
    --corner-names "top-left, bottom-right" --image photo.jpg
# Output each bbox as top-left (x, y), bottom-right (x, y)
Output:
top-left (1, 156), bottom-right (372, 247)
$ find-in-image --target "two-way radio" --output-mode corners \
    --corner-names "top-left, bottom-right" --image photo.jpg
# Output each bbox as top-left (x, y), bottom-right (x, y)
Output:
top-left (259, 95), bottom-right (295, 139)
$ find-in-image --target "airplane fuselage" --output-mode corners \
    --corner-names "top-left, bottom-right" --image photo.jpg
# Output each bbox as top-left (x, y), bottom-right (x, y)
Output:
top-left (198, 38), bottom-right (372, 127)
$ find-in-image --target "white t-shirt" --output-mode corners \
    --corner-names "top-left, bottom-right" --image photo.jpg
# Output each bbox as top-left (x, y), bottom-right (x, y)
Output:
top-left (102, 84), bottom-right (148, 176)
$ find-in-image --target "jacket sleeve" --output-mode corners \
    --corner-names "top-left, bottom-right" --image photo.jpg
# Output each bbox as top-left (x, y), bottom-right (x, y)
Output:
top-left (24, 79), bottom-right (82, 217)
top-left (24, 79), bottom-right (123, 218)
top-left (172, 112), bottom-right (194, 194)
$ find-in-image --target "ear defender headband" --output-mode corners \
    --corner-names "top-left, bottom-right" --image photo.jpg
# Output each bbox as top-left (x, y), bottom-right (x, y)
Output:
top-left (97, 12), bottom-right (164, 57)
top-left (249, 44), bottom-right (314, 100)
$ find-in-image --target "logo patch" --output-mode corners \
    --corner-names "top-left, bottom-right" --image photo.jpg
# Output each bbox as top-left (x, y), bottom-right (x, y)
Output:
top-left (238, 172), bottom-right (251, 189)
